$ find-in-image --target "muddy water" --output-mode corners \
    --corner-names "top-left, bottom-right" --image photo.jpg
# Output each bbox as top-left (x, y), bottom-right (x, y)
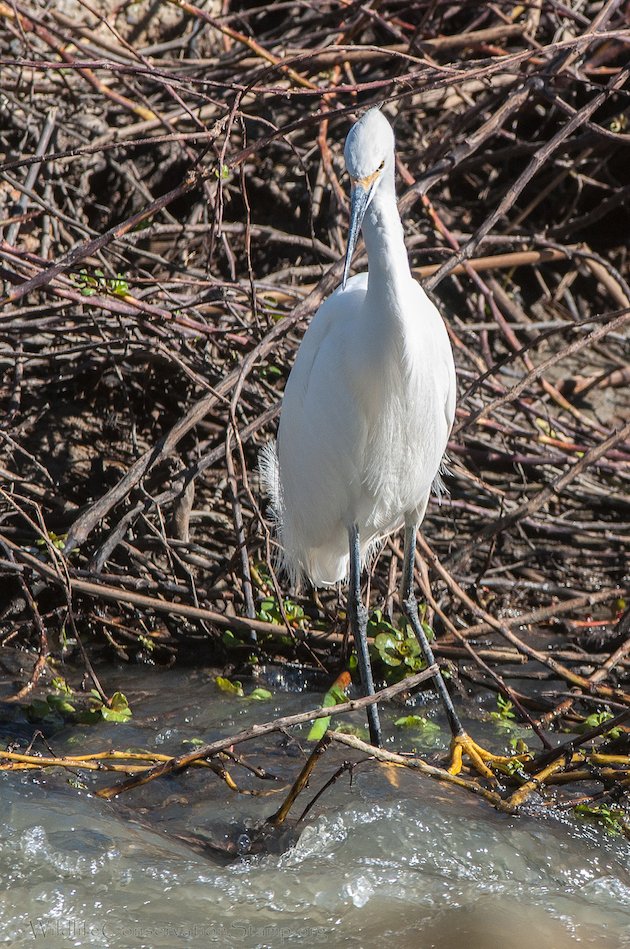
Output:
top-left (2, 664), bottom-right (629, 948)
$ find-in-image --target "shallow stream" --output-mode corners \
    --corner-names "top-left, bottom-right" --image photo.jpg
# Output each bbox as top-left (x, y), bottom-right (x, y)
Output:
top-left (2, 663), bottom-right (629, 948)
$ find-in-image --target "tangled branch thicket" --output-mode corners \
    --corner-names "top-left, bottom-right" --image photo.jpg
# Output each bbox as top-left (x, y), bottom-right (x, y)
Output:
top-left (0, 0), bottom-right (629, 803)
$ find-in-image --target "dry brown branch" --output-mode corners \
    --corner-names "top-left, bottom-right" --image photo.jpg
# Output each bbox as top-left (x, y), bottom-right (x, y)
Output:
top-left (1, 0), bottom-right (628, 831)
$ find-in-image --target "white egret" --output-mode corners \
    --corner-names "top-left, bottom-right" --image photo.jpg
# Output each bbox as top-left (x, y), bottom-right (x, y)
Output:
top-left (262, 108), bottom-right (505, 775)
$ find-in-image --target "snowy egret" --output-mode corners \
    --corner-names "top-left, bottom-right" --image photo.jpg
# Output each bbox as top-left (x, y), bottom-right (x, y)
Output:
top-left (262, 108), bottom-right (505, 775)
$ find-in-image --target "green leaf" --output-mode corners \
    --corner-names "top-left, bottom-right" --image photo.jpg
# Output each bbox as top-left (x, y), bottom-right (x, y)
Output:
top-left (327, 684), bottom-right (349, 705)
top-left (395, 714), bottom-right (425, 728)
top-left (489, 715), bottom-right (521, 734)
top-left (502, 756), bottom-right (528, 776)
top-left (575, 803), bottom-right (627, 835)
top-left (403, 655), bottom-right (424, 672)
top-left (73, 709), bottom-right (102, 724)
top-left (577, 710), bottom-right (621, 739)
top-left (215, 676), bottom-right (244, 697)
top-left (256, 595), bottom-right (304, 626)
top-left (109, 274), bottom-right (129, 296)
top-left (260, 364), bottom-right (283, 379)
top-left (369, 611), bottom-right (428, 680)
top-left (509, 737), bottom-right (530, 754)
top-left (374, 632), bottom-right (403, 666)
top-left (307, 717), bottom-right (330, 742)
top-left (333, 722), bottom-right (366, 738)
top-left (51, 677), bottom-right (73, 695)
top-left (394, 714), bottom-right (440, 736)
top-left (35, 531), bottom-right (67, 552)
top-left (367, 609), bottom-right (400, 638)
top-left (308, 678), bottom-right (351, 740)
top-left (46, 694), bottom-right (76, 715)
top-left (67, 778), bottom-right (88, 790)
top-left (488, 696), bottom-right (530, 738)
top-left (26, 699), bottom-right (54, 721)
top-left (247, 687), bottom-right (273, 701)
top-left (489, 694), bottom-right (516, 724)
top-left (100, 692), bottom-right (132, 723)
top-left (100, 708), bottom-right (131, 723)
top-left (398, 637), bottom-right (421, 659)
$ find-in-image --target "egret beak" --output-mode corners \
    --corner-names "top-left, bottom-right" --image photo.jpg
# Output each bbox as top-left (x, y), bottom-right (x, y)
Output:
top-left (342, 180), bottom-right (373, 290)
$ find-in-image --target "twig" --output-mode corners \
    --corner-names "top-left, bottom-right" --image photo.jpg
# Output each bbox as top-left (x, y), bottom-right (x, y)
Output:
top-left (95, 665), bottom-right (438, 799)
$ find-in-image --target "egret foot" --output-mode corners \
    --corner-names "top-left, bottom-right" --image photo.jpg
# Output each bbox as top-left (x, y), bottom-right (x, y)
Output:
top-left (447, 733), bottom-right (513, 779)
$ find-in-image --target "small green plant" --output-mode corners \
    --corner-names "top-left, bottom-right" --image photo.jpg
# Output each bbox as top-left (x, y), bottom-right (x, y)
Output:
top-left (59, 624), bottom-right (71, 652)
top-left (26, 686), bottom-right (132, 724)
top-left (257, 595), bottom-right (305, 627)
top-left (609, 114), bottom-right (628, 133)
top-left (332, 722), bottom-right (365, 738)
top-left (34, 531), bottom-right (66, 551)
top-left (502, 756), bottom-right (529, 777)
top-left (67, 777), bottom-right (89, 790)
top-left (214, 677), bottom-right (273, 701)
top-left (247, 687), bottom-right (273, 701)
top-left (575, 802), bottom-right (628, 836)
top-left (95, 691), bottom-right (132, 723)
top-left (308, 673), bottom-right (351, 741)
top-left (394, 714), bottom-right (441, 743)
top-left (221, 629), bottom-right (240, 649)
top-left (215, 676), bottom-right (244, 697)
top-left (369, 610), bottom-right (428, 680)
top-left (71, 268), bottom-right (129, 298)
top-left (50, 676), bottom-right (72, 695)
top-left (509, 736), bottom-right (530, 754)
top-left (259, 363), bottom-right (283, 380)
top-left (27, 693), bottom-right (76, 722)
top-left (576, 710), bottom-right (622, 741)
top-left (488, 695), bottom-right (531, 744)
top-left (489, 694), bottom-right (518, 731)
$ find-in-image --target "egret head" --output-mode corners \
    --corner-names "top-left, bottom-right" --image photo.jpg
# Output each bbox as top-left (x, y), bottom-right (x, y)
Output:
top-left (342, 108), bottom-right (395, 288)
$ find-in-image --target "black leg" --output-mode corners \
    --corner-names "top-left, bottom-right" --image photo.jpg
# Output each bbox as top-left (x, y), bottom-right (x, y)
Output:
top-left (348, 523), bottom-right (382, 746)
top-left (401, 522), bottom-right (465, 739)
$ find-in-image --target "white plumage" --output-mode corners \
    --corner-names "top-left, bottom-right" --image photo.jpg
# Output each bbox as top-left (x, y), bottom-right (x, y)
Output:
top-left (260, 107), bottom-right (511, 766)
top-left (261, 108), bottom-right (456, 588)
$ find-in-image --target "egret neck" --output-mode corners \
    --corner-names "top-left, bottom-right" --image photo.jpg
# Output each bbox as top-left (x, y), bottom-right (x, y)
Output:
top-left (361, 173), bottom-right (412, 316)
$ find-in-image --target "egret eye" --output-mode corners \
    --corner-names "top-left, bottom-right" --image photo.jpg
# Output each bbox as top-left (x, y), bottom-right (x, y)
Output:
top-left (377, 160), bottom-right (385, 171)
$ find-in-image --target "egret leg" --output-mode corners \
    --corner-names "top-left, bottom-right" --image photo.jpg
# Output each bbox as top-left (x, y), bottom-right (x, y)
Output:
top-left (402, 522), bottom-right (511, 778)
top-left (348, 523), bottom-right (382, 747)
top-left (401, 522), bottom-right (465, 739)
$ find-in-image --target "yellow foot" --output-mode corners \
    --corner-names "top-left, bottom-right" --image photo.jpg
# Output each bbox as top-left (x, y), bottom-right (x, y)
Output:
top-left (447, 733), bottom-right (513, 779)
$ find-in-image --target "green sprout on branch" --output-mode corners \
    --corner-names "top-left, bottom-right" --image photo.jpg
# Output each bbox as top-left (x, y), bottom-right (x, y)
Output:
top-left (72, 268), bottom-right (130, 297)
